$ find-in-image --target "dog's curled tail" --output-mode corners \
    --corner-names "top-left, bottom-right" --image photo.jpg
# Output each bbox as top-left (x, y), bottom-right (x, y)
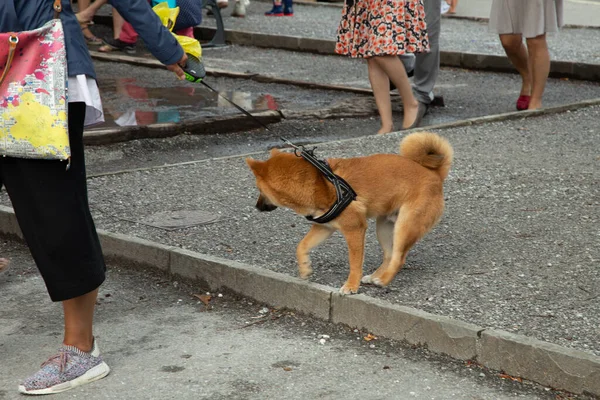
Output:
top-left (400, 132), bottom-right (454, 180)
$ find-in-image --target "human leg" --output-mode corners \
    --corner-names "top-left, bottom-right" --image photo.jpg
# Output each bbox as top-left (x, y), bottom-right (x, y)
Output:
top-left (112, 9), bottom-right (125, 39)
top-left (77, 0), bottom-right (109, 24)
top-left (448, 0), bottom-right (458, 14)
top-left (525, 33), bottom-right (550, 110)
top-left (499, 33), bottom-right (532, 109)
top-left (265, 0), bottom-right (284, 16)
top-left (367, 57), bottom-right (395, 134)
top-left (75, 0), bottom-right (103, 44)
top-left (370, 56), bottom-right (421, 131)
top-left (99, 15), bottom-right (137, 53)
top-left (412, 0), bottom-right (441, 105)
top-left (1, 103), bottom-right (109, 393)
top-left (0, 103), bottom-right (106, 302)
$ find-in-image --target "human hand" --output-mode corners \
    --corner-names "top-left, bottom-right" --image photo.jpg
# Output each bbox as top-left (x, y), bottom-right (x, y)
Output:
top-left (166, 53), bottom-right (188, 80)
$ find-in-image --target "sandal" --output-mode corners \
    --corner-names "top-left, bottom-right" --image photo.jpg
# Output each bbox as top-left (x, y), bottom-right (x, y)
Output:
top-left (81, 24), bottom-right (103, 46)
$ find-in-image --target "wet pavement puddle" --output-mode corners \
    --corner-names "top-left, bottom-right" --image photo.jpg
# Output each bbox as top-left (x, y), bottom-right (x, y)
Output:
top-left (93, 78), bottom-right (279, 129)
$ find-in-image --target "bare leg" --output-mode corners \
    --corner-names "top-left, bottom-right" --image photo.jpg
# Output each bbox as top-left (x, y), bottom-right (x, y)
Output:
top-left (368, 55), bottom-right (419, 132)
top-left (500, 34), bottom-right (531, 97)
top-left (62, 289), bottom-right (99, 352)
top-left (367, 58), bottom-right (394, 134)
top-left (449, 0), bottom-right (458, 14)
top-left (77, 0), bottom-right (109, 23)
top-left (112, 9), bottom-right (125, 39)
top-left (525, 34), bottom-right (550, 110)
top-left (78, 0), bottom-right (91, 11)
top-left (373, 55), bottom-right (419, 130)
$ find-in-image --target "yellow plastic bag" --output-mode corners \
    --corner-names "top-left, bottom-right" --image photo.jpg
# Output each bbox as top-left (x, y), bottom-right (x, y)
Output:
top-left (152, 3), bottom-right (202, 59)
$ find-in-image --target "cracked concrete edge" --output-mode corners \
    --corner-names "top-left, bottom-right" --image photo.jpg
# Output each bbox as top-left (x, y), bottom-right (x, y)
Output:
top-left (0, 205), bottom-right (598, 396)
top-left (195, 27), bottom-right (600, 82)
top-left (83, 110), bottom-right (282, 146)
top-left (479, 329), bottom-right (600, 397)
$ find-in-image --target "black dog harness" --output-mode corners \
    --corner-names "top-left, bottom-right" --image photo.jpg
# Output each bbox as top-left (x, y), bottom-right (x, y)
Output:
top-left (281, 138), bottom-right (357, 224)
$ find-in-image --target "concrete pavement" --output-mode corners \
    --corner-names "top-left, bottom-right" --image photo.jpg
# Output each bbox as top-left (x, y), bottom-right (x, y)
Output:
top-left (0, 240), bottom-right (567, 400)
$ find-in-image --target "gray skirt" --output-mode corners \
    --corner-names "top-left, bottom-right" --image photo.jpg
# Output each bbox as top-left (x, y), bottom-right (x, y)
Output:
top-left (489, 0), bottom-right (564, 38)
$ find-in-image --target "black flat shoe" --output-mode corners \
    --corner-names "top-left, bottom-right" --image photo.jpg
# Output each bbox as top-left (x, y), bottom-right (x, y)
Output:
top-left (404, 102), bottom-right (427, 130)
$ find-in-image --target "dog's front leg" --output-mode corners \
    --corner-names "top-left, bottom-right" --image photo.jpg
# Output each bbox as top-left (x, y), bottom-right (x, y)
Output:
top-left (339, 225), bottom-right (367, 295)
top-left (296, 224), bottom-right (335, 279)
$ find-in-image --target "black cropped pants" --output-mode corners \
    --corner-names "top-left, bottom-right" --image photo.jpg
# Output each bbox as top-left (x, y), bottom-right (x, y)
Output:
top-left (0, 103), bottom-right (106, 301)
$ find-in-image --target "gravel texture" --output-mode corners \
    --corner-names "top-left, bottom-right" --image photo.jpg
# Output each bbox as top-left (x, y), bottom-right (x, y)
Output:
top-left (199, 2), bottom-right (600, 65)
top-left (5, 106), bottom-right (596, 358)
top-left (81, 52), bottom-right (600, 175)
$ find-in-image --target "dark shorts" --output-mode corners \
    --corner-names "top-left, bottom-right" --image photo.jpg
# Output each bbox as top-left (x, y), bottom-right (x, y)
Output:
top-left (0, 102), bottom-right (106, 302)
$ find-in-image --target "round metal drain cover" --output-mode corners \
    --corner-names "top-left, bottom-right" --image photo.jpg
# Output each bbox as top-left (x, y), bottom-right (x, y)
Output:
top-left (139, 210), bottom-right (220, 230)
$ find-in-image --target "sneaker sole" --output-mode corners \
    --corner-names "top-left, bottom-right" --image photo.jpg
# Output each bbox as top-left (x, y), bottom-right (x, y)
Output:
top-left (18, 362), bottom-right (110, 395)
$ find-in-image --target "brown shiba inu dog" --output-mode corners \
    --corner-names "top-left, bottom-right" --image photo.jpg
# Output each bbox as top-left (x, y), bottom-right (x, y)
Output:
top-left (246, 132), bottom-right (453, 294)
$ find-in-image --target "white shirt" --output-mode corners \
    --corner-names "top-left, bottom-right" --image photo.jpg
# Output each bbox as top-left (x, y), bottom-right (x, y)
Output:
top-left (68, 75), bottom-right (104, 126)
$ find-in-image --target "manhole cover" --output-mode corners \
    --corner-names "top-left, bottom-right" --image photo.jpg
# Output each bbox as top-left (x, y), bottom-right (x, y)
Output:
top-left (139, 210), bottom-right (220, 230)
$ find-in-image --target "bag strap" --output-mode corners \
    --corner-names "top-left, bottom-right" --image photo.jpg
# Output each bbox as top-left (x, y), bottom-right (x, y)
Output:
top-left (0, 1), bottom-right (62, 87)
top-left (0, 35), bottom-right (18, 87)
top-left (54, 0), bottom-right (63, 19)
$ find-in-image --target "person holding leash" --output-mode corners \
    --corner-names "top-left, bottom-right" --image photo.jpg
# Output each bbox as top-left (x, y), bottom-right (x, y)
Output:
top-left (0, 0), bottom-right (186, 394)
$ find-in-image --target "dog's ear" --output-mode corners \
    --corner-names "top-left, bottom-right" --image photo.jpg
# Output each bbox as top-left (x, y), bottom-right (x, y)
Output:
top-left (246, 158), bottom-right (265, 176)
top-left (269, 148), bottom-right (281, 157)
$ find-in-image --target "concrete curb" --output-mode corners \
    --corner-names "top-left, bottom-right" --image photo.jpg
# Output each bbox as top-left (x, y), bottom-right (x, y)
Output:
top-left (0, 205), bottom-right (598, 397)
top-left (84, 110), bottom-right (282, 146)
top-left (194, 27), bottom-right (600, 82)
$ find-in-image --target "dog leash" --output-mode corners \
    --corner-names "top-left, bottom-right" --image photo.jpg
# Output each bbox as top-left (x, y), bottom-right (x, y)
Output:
top-left (199, 79), bottom-right (357, 223)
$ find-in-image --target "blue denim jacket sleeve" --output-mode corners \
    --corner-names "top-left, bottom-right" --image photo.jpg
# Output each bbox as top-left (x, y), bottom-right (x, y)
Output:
top-left (109, 0), bottom-right (184, 66)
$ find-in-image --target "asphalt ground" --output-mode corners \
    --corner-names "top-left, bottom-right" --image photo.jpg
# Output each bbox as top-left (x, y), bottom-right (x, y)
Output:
top-left (0, 240), bottom-right (576, 400)
top-left (200, 2), bottom-right (600, 65)
top-left (3, 105), bottom-right (594, 361)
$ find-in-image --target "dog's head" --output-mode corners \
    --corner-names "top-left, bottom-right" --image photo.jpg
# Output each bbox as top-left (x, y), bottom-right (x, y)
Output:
top-left (246, 148), bottom-right (307, 213)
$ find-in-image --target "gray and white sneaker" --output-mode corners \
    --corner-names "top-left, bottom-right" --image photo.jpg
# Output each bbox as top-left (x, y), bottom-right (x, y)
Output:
top-left (19, 339), bottom-right (110, 395)
top-left (232, 0), bottom-right (248, 17)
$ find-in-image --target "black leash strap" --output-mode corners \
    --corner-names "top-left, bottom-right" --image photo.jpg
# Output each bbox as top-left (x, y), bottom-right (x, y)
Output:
top-left (201, 81), bottom-right (357, 223)
top-left (201, 81), bottom-right (272, 131)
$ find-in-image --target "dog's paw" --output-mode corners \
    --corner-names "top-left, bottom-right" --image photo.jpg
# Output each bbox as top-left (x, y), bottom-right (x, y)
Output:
top-left (361, 274), bottom-right (384, 287)
top-left (339, 283), bottom-right (359, 295)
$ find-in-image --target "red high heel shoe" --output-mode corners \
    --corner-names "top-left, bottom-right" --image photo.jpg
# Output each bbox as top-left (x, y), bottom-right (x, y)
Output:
top-left (516, 95), bottom-right (531, 111)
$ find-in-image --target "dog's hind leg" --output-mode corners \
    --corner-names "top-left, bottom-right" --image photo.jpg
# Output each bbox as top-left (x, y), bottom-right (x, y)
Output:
top-left (364, 201), bottom-right (442, 287)
top-left (362, 216), bottom-right (394, 285)
top-left (296, 224), bottom-right (335, 279)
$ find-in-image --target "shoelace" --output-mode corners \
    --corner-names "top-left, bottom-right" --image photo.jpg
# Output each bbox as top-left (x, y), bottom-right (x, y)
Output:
top-left (41, 351), bottom-right (69, 373)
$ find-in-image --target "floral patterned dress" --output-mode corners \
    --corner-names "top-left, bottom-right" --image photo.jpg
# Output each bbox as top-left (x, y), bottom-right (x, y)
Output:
top-left (335, 0), bottom-right (429, 58)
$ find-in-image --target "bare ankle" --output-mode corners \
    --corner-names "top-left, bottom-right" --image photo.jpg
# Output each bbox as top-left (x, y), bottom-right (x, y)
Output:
top-left (378, 123), bottom-right (394, 134)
